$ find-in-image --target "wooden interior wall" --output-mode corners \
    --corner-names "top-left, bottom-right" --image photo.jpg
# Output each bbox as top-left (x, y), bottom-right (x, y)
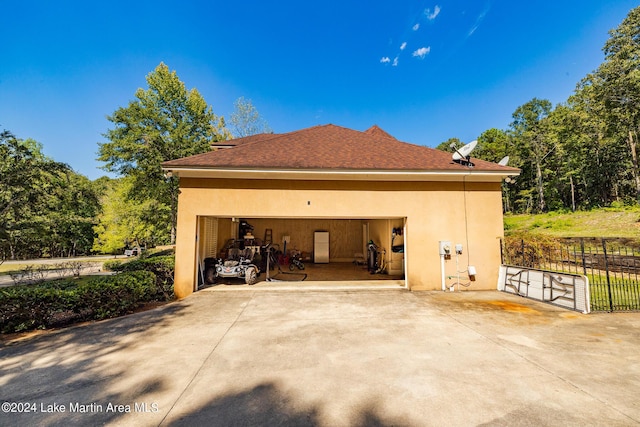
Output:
top-left (217, 218), bottom-right (234, 251)
top-left (243, 218), bottom-right (364, 261)
top-left (205, 217), bottom-right (404, 263)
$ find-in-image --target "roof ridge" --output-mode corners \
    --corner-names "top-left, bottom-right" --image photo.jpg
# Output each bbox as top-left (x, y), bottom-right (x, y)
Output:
top-left (208, 124), bottom-right (336, 153)
top-left (364, 125), bottom-right (397, 140)
top-left (223, 132), bottom-right (281, 149)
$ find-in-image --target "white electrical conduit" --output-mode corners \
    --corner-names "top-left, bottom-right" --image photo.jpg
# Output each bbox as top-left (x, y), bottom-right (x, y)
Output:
top-left (440, 254), bottom-right (446, 291)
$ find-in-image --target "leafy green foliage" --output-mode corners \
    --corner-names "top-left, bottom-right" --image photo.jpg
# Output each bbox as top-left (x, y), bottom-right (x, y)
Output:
top-left (0, 271), bottom-right (157, 333)
top-left (92, 177), bottom-right (167, 254)
top-left (475, 128), bottom-right (510, 163)
top-left (0, 130), bottom-right (99, 260)
top-left (508, 98), bottom-right (554, 213)
top-left (98, 62), bottom-right (230, 244)
top-left (75, 272), bottom-right (156, 320)
top-left (435, 137), bottom-right (462, 152)
top-left (106, 254), bottom-right (175, 300)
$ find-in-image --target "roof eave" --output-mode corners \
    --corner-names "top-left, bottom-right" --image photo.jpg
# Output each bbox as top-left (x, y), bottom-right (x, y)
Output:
top-left (162, 166), bottom-right (520, 182)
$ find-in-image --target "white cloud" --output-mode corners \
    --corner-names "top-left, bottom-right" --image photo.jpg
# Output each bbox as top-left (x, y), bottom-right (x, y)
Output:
top-left (412, 23), bottom-right (420, 31)
top-left (380, 57), bottom-right (391, 64)
top-left (467, 8), bottom-right (489, 37)
top-left (392, 56), bottom-right (399, 67)
top-left (425, 5), bottom-right (441, 20)
top-left (400, 42), bottom-right (407, 51)
top-left (412, 47), bottom-right (431, 59)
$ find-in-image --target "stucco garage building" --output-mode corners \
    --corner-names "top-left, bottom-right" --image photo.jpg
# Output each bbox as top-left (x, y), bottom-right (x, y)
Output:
top-left (163, 124), bottom-right (519, 299)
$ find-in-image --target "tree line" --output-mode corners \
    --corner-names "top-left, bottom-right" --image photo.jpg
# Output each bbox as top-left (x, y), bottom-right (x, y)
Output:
top-left (0, 131), bottom-right (99, 259)
top-left (438, 6), bottom-right (640, 213)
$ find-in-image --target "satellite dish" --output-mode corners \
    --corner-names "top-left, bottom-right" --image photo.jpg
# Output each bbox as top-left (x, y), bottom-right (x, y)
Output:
top-left (498, 156), bottom-right (509, 166)
top-left (452, 140), bottom-right (477, 160)
top-left (452, 140), bottom-right (477, 166)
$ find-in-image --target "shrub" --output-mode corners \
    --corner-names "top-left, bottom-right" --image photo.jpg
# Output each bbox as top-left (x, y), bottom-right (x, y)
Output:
top-left (0, 286), bottom-right (73, 332)
top-left (0, 271), bottom-right (157, 333)
top-left (74, 271), bottom-right (157, 320)
top-left (106, 255), bottom-right (175, 300)
top-left (102, 259), bottom-right (124, 271)
top-left (502, 233), bottom-right (561, 267)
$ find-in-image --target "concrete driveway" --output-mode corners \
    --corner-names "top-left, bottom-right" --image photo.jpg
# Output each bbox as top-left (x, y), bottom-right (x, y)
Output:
top-left (1, 289), bottom-right (639, 426)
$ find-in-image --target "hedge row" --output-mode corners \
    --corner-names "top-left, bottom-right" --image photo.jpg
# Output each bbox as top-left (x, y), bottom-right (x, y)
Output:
top-left (0, 271), bottom-right (157, 333)
top-left (103, 255), bottom-right (175, 300)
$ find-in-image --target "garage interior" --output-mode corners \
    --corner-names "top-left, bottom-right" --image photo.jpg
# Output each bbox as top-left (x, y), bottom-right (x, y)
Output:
top-left (196, 216), bottom-right (406, 288)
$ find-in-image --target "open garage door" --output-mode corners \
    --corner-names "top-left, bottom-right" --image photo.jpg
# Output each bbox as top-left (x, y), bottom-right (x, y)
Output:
top-left (195, 216), bottom-right (219, 290)
top-left (196, 216), bottom-right (406, 288)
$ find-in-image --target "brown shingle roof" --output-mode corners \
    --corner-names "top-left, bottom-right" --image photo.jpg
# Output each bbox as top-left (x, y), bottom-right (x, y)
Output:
top-left (212, 133), bottom-right (277, 148)
top-left (364, 125), bottom-right (397, 140)
top-left (163, 124), bottom-right (519, 173)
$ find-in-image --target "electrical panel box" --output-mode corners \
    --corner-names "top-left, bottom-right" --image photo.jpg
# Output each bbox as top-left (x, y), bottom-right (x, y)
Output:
top-left (438, 241), bottom-right (452, 256)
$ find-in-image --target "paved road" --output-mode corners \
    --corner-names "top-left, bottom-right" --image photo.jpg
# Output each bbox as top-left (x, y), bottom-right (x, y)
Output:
top-left (1, 289), bottom-right (639, 426)
top-left (0, 256), bottom-right (125, 287)
top-left (1, 255), bottom-right (124, 266)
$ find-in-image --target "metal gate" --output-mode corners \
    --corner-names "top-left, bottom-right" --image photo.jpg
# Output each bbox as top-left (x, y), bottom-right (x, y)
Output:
top-left (501, 237), bottom-right (640, 312)
top-left (498, 265), bottom-right (590, 313)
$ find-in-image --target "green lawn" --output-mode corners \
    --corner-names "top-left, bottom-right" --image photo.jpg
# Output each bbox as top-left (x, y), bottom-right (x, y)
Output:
top-left (504, 206), bottom-right (640, 241)
top-left (0, 264), bottom-right (33, 275)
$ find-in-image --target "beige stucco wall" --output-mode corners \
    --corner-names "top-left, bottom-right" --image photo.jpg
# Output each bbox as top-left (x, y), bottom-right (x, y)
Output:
top-left (173, 178), bottom-right (505, 298)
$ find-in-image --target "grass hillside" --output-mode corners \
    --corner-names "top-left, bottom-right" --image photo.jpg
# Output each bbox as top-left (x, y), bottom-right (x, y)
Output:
top-left (504, 206), bottom-right (640, 240)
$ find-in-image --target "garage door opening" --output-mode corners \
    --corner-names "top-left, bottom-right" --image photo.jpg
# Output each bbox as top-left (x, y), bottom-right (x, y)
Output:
top-left (195, 216), bottom-right (406, 289)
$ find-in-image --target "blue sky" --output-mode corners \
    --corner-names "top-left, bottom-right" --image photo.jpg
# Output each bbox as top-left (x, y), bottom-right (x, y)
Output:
top-left (1, 1), bottom-right (638, 179)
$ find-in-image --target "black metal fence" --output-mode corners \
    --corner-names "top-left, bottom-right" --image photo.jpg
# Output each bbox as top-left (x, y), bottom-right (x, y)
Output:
top-left (501, 237), bottom-right (640, 312)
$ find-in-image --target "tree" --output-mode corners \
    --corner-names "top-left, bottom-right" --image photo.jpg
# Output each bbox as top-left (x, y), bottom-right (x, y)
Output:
top-left (230, 97), bottom-right (272, 137)
top-left (98, 63), bottom-right (230, 244)
top-left (0, 130), bottom-right (73, 260)
top-left (590, 6), bottom-right (640, 201)
top-left (435, 137), bottom-right (463, 152)
top-left (549, 80), bottom-right (624, 209)
top-left (92, 177), bottom-right (166, 254)
top-left (509, 98), bottom-right (555, 212)
top-left (44, 172), bottom-right (101, 257)
top-left (475, 129), bottom-right (514, 212)
top-left (475, 128), bottom-right (510, 163)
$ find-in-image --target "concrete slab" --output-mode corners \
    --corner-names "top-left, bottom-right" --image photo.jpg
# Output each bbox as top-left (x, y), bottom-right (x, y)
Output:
top-left (202, 279), bottom-right (406, 292)
top-left (1, 290), bottom-right (639, 426)
top-left (203, 261), bottom-right (404, 287)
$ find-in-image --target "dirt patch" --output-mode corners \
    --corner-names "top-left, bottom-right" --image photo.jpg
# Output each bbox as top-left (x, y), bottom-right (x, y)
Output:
top-left (478, 300), bottom-right (542, 314)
